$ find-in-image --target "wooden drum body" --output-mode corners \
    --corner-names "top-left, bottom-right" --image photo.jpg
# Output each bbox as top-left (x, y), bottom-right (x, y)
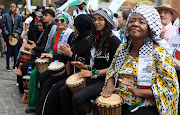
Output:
top-left (35, 58), bottom-right (50, 73)
top-left (96, 94), bottom-right (123, 115)
top-left (48, 62), bottom-right (65, 77)
top-left (22, 75), bottom-right (30, 89)
top-left (65, 74), bottom-right (86, 94)
top-left (18, 50), bottom-right (33, 63)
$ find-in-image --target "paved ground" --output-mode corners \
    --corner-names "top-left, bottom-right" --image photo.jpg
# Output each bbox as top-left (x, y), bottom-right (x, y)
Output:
top-left (0, 56), bottom-right (33, 115)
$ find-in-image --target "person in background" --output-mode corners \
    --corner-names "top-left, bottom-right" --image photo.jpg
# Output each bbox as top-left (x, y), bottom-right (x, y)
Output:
top-left (156, 3), bottom-right (180, 42)
top-left (1, 3), bottom-right (23, 71)
top-left (49, 3), bottom-right (57, 14)
top-left (0, 7), bottom-right (4, 58)
top-left (73, 0), bottom-right (89, 19)
top-left (117, 10), bottom-right (131, 43)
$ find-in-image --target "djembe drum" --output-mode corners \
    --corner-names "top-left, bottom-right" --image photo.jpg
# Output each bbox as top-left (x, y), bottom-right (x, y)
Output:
top-left (35, 58), bottom-right (50, 73)
top-left (15, 50), bottom-right (33, 76)
top-left (66, 74), bottom-right (92, 113)
top-left (96, 94), bottom-right (123, 115)
top-left (48, 62), bottom-right (65, 78)
top-left (21, 75), bottom-right (30, 104)
top-left (65, 74), bottom-right (86, 94)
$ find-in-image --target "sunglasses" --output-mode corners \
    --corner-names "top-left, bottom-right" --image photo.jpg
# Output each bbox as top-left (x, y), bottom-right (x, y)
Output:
top-left (55, 19), bottom-right (65, 23)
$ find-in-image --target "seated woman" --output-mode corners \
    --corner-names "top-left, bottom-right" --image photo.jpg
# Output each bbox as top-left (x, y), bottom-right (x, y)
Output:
top-left (25, 11), bottom-right (76, 113)
top-left (101, 4), bottom-right (179, 115)
top-left (35, 14), bottom-right (92, 115)
top-left (60, 8), bottom-right (121, 115)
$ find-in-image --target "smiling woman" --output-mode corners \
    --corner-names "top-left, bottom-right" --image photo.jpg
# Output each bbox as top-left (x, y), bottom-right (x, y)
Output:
top-left (101, 4), bottom-right (179, 115)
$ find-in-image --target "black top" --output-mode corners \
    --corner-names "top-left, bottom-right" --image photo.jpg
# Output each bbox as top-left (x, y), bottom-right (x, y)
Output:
top-left (93, 36), bottom-right (120, 81)
top-left (53, 34), bottom-right (91, 74)
top-left (33, 21), bottom-right (55, 58)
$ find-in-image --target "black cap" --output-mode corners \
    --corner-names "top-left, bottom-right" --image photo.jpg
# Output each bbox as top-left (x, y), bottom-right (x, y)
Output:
top-left (42, 9), bottom-right (55, 18)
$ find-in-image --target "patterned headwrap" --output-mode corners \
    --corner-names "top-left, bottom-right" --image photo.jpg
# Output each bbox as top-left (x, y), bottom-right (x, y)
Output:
top-left (55, 11), bottom-right (73, 29)
top-left (94, 8), bottom-right (117, 30)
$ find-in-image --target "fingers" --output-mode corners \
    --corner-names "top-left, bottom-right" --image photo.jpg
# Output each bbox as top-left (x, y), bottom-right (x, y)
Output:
top-left (119, 78), bottom-right (131, 86)
top-left (66, 44), bottom-right (70, 48)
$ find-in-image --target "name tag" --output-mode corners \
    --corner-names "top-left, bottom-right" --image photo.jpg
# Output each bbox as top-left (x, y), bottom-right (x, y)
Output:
top-left (137, 56), bottom-right (152, 87)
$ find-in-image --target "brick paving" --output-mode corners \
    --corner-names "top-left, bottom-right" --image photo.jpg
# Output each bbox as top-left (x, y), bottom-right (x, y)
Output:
top-left (0, 56), bottom-right (33, 115)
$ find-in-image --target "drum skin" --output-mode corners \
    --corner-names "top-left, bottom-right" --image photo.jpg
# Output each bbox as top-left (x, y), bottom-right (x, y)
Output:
top-left (66, 74), bottom-right (86, 94)
top-left (35, 58), bottom-right (50, 73)
top-left (48, 62), bottom-right (65, 78)
top-left (96, 94), bottom-right (123, 115)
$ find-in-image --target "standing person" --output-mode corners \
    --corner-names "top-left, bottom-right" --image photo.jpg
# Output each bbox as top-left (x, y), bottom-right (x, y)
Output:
top-left (117, 10), bottom-right (131, 43)
top-left (73, 0), bottom-right (89, 19)
top-left (1, 3), bottom-right (23, 71)
top-left (155, 3), bottom-right (180, 42)
top-left (0, 7), bottom-right (4, 57)
top-left (101, 4), bottom-right (178, 115)
top-left (60, 8), bottom-right (120, 115)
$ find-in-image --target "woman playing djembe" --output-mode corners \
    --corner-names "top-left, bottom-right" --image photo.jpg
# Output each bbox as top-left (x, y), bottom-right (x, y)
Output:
top-left (101, 4), bottom-right (179, 115)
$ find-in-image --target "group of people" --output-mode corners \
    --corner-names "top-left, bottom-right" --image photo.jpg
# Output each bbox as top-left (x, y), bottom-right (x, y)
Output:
top-left (0, 0), bottom-right (180, 115)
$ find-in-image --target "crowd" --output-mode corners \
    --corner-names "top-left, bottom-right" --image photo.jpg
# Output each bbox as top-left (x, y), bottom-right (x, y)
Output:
top-left (0, 0), bottom-right (180, 115)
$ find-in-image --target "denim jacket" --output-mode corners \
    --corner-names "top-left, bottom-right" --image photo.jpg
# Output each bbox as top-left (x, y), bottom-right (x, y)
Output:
top-left (1, 12), bottom-right (23, 41)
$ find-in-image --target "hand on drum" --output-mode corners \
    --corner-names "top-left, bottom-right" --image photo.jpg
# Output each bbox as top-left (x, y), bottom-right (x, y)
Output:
top-left (25, 44), bottom-right (33, 50)
top-left (101, 83), bottom-right (120, 98)
top-left (28, 40), bottom-right (36, 47)
top-left (40, 53), bottom-right (53, 58)
top-left (8, 35), bottom-right (12, 41)
top-left (71, 61), bottom-right (86, 69)
top-left (119, 78), bottom-right (139, 97)
top-left (77, 70), bottom-right (93, 78)
top-left (59, 44), bottom-right (72, 57)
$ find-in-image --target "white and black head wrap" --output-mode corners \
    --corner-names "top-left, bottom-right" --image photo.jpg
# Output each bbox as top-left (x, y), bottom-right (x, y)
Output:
top-left (124, 4), bottom-right (171, 54)
top-left (113, 4), bottom-right (172, 82)
top-left (55, 11), bottom-right (73, 29)
top-left (93, 8), bottom-right (117, 30)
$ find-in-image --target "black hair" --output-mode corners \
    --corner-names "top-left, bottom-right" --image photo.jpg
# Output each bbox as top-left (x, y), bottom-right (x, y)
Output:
top-left (122, 10), bottom-right (131, 20)
top-left (89, 20), bottom-right (112, 55)
top-left (35, 5), bottom-right (44, 11)
top-left (42, 9), bottom-right (55, 18)
top-left (114, 13), bottom-right (118, 18)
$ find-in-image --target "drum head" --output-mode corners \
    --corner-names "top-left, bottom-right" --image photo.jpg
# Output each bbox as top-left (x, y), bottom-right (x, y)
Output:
top-left (9, 37), bottom-right (18, 46)
top-left (48, 62), bottom-right (65, 70)
top-left (66, 74), bottom-right (84, 85)
top-left (23, 75), bottom-right (30, 80)
top-left (98, 94), bottom-right (122, 106)
top-left (35, 58), bottom-right (49, 63)
top-left (21, 50), bottom-right (33, 55)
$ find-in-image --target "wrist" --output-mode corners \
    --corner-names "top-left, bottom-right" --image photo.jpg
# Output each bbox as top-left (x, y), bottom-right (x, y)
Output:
top-left (92, 70), bottom-right (100, 75)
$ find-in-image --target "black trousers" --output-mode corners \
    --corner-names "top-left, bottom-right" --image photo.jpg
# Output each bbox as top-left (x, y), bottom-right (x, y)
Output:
top-left (35, 74), bottom-right (67, 115)
top-left (18, 59), bottom-right (36, 93)
top-left (122, 104), bottom-right (159, 115)
top-left (60, 79), bottom-right (104, 115)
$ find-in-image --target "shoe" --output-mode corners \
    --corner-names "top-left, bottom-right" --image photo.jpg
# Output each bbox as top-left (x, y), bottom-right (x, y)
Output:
top-left (6, 66), bottom-right (11, 72)
top-left (12, 66), bottom-right (17, 72)
top-left (25, 108), bottom-right (36, 113)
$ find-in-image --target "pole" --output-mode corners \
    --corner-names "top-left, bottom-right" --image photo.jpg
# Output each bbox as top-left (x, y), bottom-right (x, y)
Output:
top-left (156, 0), bottom-right (162, 6)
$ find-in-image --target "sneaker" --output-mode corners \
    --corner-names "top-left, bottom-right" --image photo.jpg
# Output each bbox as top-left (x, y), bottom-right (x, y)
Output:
top-left (12, 66), bottom-right (17, 72)
top-left (25, 108), bottom-right (36, 113)
top-left (16, 83), bottom-right (19, 87)
top-left (6, 67), bottom-right (11, 72)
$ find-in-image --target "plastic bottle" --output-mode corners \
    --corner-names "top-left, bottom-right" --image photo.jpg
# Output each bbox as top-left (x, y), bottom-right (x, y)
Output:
top-left (27, 65), bottom-right (32, 76)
